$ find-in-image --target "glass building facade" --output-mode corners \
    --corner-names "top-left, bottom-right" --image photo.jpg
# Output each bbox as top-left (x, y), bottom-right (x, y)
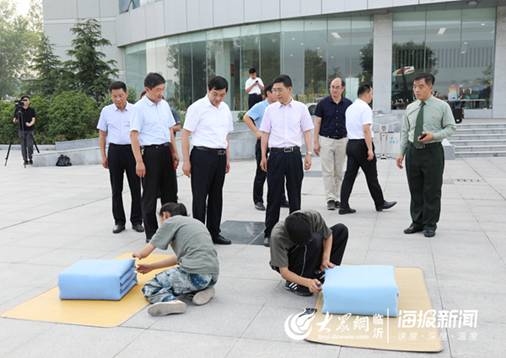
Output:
top-left (392, 7), bottom-right (495, 110)
top-left (125, 15), bottom-right (373, 111)
top-left (124, 7), bottom-right (496, 112)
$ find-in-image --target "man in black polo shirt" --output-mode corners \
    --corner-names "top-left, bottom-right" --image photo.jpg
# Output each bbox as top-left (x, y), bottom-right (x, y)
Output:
top-left (313, 78), bottom-right (352, 210)
top-left (12, 95), bottom-right (36, 165)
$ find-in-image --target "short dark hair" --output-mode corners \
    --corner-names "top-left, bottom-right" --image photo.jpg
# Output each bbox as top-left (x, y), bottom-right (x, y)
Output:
top-left (328, 77), bottom-right (346, 88)
top-left (208, 76), bottom-right (228, 92)
top-left (272, 74), bottom-right (292, 88)
top-left (263, 82), bottom-right (273, 96)
top-left (139, 90), bottom-right (146, 99)
top-left (159, 202), bottom-right (188, 217)
top-left (413, 73), bottom-right (435, 86)
top-left (357, 83), bottom-right (372, 97)
top-left (20, 95), bottom-right (30, 101)
top-left (249, 68), bottom-right (256, 74)
top-left (144, 72), bottom-right (166, 89)
top-left (285, 212), bottom-right (312, 245)
top-left (109, 81), bottom-right (127, 92)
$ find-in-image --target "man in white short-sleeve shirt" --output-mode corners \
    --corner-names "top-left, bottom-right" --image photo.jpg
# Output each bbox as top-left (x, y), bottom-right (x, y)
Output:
top-left (259, 74), bottom-right (314, 247)
top-left (97, 81), bottom-right (143, 235)
top-left (339, 84), bottom-right (396, 215)
top-left (130, 72), bottom-right (179, 242)
top-left (181, 76), bottom-right (234, 245)
top-left (245, 67), bottom-right (264, 109)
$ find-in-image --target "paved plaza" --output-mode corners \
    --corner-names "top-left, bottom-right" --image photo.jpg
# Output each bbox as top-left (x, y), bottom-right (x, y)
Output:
top-left (0, 150), bottom-right (505, 357)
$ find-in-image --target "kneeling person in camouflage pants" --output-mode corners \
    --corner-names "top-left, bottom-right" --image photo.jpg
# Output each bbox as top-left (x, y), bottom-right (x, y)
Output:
top-left (133, 202), bottom-right (219, 316)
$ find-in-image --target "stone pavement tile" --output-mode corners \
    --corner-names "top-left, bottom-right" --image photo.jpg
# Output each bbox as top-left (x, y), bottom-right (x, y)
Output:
top-left (0, 318), bottom-right (52, 356)
top-left (0, 245), bottom-right (54, 264)
top-left (225, 338), bottom-right (340, 358)
top-left (338, 341), bottom-right (451, 358)
top-left (25, 247), bottom-right (115, 267)
top-left (6, 324), bottom-right (143, 358)
top-left (241, 305), bottom-right (316, 343)
top-left (149, 297), bottom-right (263, 338)
top-left (367, 235), bottom-right (433, 255)
top-left (364, 250), bottom-right (436, 280)
top-left (115, 330), bottom-right (237, 358)
top-left (447, 322), bottom-right (506, 358)
top-left (439, 286), bottom-right (505, 324)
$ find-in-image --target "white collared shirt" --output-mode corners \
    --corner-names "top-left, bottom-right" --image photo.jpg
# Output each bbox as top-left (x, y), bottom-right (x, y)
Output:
top-left (97, 102), bottom-right (134, 145)
top-left (183, 95), bottom-right (234, 149)
top-left (245, 77), bottom-right (264, 95)
top-left (259, 99), bottom-right (314, 148)
top-left (130, 96), bottom-right (176, 146)
top-left (345, 98), bottom-right (374, 139)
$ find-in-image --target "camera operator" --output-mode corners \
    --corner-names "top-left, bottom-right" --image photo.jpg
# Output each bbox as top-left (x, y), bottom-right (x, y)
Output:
top-left (12, 95), bottom-right (36, 165)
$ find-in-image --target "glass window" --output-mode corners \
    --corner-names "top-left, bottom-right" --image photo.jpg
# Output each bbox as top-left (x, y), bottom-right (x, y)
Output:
top-left (259, 22), bottom-right (281, 90)
top-left (241, 25), bottom-right (260, 110)
top-left (303, 19), bottom-right (327, 104)
top-left (166, 37), bottom-right (180, 108)
top-left (281, 20), bottom-right (305, 97)
top-left (392, 8), bottom-right (495, 109)
top-left (125, 43), bottom-right (147, 96)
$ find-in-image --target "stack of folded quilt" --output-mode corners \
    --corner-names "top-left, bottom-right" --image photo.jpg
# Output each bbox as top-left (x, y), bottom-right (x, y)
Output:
top-left (58, 259), bottom-right (137, 300)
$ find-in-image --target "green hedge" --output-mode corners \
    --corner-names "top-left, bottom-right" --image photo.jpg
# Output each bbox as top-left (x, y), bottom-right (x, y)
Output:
top-left (0, 90), bottom-right (187, 144)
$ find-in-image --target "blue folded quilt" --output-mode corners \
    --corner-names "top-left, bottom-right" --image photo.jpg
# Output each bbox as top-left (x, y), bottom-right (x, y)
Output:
top-left (58, 259), bottom-right (137, 300)
top-left (322, 265), bottom-right (399, 317)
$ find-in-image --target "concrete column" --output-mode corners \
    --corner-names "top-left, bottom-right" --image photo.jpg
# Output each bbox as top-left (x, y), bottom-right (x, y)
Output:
top-left (492, 6), bottom-right (506, 119)
top-left (372, 13), bottom-right (393, 113)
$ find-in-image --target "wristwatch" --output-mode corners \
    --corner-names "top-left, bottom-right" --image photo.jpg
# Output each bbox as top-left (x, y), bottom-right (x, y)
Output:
top-left (306, 151), bottom-right (312, 155)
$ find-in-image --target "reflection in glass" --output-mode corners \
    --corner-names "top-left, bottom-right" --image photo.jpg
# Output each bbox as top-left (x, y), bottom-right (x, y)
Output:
top-left (392, 8), bottom-right (495, 110)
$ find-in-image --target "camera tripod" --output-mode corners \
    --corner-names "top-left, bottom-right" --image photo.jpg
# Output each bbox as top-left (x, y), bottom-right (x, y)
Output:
top-left (4, 106), bottom-right (40, 167)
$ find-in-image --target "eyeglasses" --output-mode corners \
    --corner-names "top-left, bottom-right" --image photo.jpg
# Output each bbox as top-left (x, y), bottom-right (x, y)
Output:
top-left (21, 99), bottom-right (28, 102)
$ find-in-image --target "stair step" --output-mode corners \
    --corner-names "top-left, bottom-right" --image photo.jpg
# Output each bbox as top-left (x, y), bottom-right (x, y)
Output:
top-left (454, 145), bottom-right (506, 153)
top-left (450, 140), bottom-right (506, 146)
top-left (457, 123), bottom-right (506, 129)
top-left (455, 151), bottom-right (506, 158)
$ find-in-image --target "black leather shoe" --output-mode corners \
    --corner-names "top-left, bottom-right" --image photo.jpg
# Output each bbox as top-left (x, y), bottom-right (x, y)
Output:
top-left (404, 224), bottom-right (423, 234)
top-left (113, 224), bottom-right (125, 234)
top-left (28, 159), bottom-right (33, 165)
top-left (263, 236), bottom-right (270, 247)
top-left (132, 223), bottom-right (144, 233)
top-left (213, 235), bottom-right (231, 245)
top-left (280, 200), bottom-right (289, 208)
top-left (423, 228), bottom-right (436, 238)
top-left (339, 207), bottom-right (356, 215)
top-left (327, 200), bottom-right (336, 211)
top-left (376, 201), bottom-right (397, 212)
top-left (254, 202), bottom-right (266, 211)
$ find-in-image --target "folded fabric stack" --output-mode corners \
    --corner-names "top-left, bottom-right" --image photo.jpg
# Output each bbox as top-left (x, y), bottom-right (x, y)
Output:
top-left (322, 265), bottom-right (399, 317)
top-left (58, 259), bottom-right (137, 300)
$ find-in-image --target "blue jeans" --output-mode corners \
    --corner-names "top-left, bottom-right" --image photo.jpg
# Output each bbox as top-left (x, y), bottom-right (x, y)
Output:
top-left (142, 267), bottom-right (217, 304)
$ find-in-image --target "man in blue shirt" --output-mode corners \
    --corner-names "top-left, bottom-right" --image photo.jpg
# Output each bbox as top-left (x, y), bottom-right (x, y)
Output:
top-left (243, 83), bottom-right (288, 211)
top-left (314, 77), bottom-right (352, 211)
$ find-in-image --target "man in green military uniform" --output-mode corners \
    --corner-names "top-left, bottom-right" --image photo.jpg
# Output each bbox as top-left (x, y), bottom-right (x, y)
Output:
top-left (396, 73), bottom-right (456, 238)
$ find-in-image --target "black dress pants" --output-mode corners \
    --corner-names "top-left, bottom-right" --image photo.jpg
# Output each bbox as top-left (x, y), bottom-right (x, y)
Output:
top-left (405, 142), bottom-right (444, 230)
top-left (190, 147), bottom-right (227, 240)
top-left (271, 224), bottom-right (349, 278)
top-left (108, 144), bottom-right (142, 226)
top-left (141, 144), bottom-right (178, 240)
top-left (340, 139), bottom-right (385, 209)
top-left (253, 139), bottom-right (287, 205)
top-left (264, 149), bottom-right (303, 237)
top-left (248, 94), bottom-right (262, 109)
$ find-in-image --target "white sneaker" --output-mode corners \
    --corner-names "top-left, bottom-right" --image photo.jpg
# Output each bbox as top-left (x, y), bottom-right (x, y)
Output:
top-left (192, 287), bottom-right (215, 306)
top-left (147, 300), bottom-right (187, 316)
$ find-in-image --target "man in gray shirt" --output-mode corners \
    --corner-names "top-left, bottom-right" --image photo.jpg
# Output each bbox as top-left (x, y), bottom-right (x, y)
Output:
top-left (133, 202), bottom-right (219, 316)
top-left (396, 73), bottom-right (456, 238)
top-left (270, 210), bottom-right (348, 296)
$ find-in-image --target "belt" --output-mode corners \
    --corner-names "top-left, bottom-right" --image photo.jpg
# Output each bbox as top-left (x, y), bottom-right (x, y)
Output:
top-left (321, 134), bottom-right (345, 140)
top-left (141, 142), bottom-right (170, 150)
top-left (109, 143), bottom-right (131, 147)
top-left (194, 146), bottom-right (227, 155)
top-left (408, 141), bottom-right (442, 149)
top-left (269, 146), bottom-right (300, 153)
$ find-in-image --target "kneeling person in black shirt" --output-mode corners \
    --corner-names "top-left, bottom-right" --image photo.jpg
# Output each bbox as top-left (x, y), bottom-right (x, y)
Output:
top-left (270, 210), bottom-right (348, 296)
